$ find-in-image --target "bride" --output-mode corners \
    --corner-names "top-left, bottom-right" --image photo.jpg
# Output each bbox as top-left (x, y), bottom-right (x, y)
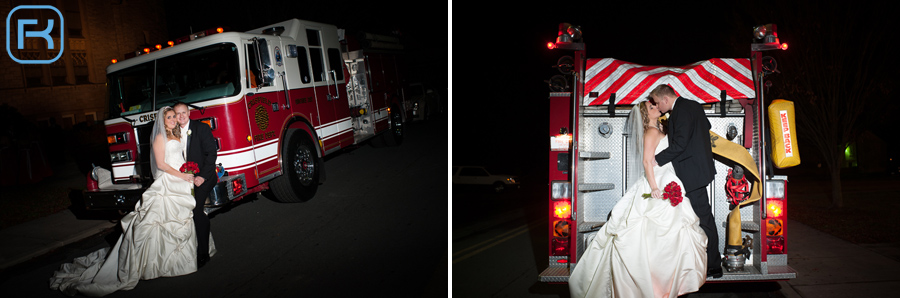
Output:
top-left (50, 106), bottom-right (214, 296)
top-left (568, 100), bottom-right (707, 298)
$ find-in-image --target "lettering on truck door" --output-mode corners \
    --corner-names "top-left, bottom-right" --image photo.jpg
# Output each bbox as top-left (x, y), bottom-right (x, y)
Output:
top-left (243, 38), bottom-right (284, 182)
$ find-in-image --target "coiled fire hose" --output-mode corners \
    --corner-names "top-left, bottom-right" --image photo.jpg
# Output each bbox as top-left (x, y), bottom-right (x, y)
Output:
top-left (709, 131), bottom-right (762, 255)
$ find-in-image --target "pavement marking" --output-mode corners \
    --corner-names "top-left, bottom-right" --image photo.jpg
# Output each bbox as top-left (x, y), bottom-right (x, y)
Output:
top-left (452, 219), bottom-right (544, 264)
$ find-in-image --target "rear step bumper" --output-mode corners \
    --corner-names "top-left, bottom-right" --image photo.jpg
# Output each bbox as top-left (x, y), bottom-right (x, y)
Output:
top-left (540, 263), bottom-right (796, 283)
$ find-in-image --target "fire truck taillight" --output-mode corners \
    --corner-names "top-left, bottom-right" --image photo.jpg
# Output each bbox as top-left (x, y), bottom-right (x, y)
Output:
top-left (547, 41), bottom-right (556, 50)
top-left (780, 43), bottom-right (788, 50)
top-left (765, 179), bottom-right (787, 254)
top-left (551, 236), bottom-right (570, 256)
top-left (107, 132), bottom-right (128, 145)
top-left (554, 201), bottom-right (571, 218)
top-left (551, 181), bottom-right (573, 256)
top-left (232, 179), bottom-right (243, 196)
top-left (766, 200), bottom-right (784, 218)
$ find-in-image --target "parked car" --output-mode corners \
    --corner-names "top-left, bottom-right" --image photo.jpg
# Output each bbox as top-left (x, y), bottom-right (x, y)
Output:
top-left (409, 82), bottom-right (442, 121)
top-left (452, 166), bottom-right (520, 193)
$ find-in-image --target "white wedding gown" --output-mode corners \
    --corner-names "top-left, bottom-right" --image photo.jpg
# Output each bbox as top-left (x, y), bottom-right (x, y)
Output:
top-left (569, 137), bottom-right (707, 298)
top-left (50, 139), bottom-right (215, 297)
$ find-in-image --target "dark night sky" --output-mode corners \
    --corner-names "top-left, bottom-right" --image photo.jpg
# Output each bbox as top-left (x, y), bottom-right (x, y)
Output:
top-left (451, 3), bottom-right (753, 177)
top-left (162, 1), bottom-right (448, 90)
top-left (451, 2), bottom-right (900, 179)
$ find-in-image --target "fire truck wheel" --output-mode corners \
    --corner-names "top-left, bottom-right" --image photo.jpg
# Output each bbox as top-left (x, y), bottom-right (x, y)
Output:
top-left (270, 130), bottom-right (320, 202)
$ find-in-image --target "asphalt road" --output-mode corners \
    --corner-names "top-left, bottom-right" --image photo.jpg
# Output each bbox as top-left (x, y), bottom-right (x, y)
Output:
top-left (0, 117), bottom-right (448, 297)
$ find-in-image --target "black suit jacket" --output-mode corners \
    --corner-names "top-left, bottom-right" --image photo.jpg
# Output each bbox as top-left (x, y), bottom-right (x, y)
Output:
top-left (655, 97), bottom-right (716, 192)
top-left (185, 120), bottom-right (218, 191)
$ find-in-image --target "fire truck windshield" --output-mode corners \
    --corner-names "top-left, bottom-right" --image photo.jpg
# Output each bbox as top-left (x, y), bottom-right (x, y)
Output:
top-left (107, 42), bottom-right (241, 118)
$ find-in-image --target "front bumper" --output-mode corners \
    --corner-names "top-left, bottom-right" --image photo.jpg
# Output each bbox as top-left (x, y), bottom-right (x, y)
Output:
top-left (83, 174), bottom-right (248, 211)
top-left (84, 187), bottom-right (146, 211)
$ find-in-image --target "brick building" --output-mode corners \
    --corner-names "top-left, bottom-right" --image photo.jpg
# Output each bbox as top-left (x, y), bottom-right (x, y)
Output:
top-left (1, 0), bottom-right (167, 128)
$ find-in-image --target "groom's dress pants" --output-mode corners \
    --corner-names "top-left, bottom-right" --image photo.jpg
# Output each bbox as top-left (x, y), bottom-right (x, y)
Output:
top-left (193, 183), bottom-right (213, 257)
top-left (687, 187), bottom-right (722, 270)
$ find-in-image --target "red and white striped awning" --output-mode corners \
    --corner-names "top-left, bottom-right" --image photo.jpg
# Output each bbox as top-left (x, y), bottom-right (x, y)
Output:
top-left (583, 58), bottom-right (756, 106)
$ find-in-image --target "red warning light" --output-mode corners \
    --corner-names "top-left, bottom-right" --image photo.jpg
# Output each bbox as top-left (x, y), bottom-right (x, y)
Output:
top-left (547, 42), bottom-right (557, 50)
top-left (781, 43), bottom-right (788, 50)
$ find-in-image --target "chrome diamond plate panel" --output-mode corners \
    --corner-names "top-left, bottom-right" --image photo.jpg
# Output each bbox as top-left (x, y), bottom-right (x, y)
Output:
top-left (568, 104), bottom-right (793, 282)
top-left (577, 116), bottom-right (628, 259)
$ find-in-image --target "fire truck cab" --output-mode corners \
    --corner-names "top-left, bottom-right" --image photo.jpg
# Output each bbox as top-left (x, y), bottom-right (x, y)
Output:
top-left (540, 23), bottom-right (798, 283)
top-left (84, 18), bottom-right (409, 211)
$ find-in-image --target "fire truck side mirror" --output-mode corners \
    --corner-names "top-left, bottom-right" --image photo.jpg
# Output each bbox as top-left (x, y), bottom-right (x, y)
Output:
top-left (252, 38), bottom-right (275, 86)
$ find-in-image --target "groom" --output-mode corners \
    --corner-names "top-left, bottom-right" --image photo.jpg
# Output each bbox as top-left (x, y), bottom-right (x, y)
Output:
top-left (174, 102), bottom-right (217, 268)
top-left (650, 85), bottom-right (723, 278)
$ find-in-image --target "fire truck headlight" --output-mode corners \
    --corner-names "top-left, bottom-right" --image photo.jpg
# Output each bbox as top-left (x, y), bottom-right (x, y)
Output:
top-left (110, 150), bottom-right (132, 162)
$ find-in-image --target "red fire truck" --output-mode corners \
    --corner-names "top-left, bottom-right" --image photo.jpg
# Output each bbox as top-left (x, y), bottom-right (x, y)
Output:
top-left (84, 18), bottom-right (410, 210)
top-left (540, 23), bottom-right (798, 283)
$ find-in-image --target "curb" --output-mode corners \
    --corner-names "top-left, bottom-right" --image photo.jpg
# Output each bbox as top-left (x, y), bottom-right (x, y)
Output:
top-left (0, 209), bottom-right (116, 270)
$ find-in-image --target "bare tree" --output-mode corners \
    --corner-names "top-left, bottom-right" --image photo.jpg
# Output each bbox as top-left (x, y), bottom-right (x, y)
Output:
top-left (737, 1), bottom-right (897, 207)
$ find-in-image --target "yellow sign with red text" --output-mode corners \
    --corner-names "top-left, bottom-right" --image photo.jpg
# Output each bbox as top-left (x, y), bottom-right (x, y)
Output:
top-left (768, 99), bottom-right (800, 168)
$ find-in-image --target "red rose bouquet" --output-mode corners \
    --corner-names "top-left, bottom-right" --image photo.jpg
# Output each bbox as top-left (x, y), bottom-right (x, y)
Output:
top-left (180, 161), bottom-right (199, 174)
top-left (180, 161), bottom-right (199, 195)
top-left (642, 181), bottom-right (683, 207)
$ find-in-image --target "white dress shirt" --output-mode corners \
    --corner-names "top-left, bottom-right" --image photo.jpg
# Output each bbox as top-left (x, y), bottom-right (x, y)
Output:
top-left (180, 121), bottom-right (189, 158)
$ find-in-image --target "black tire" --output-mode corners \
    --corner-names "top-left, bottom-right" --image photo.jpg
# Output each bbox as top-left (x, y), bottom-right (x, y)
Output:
top-left (269, 130), bottom-right (320, 202)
